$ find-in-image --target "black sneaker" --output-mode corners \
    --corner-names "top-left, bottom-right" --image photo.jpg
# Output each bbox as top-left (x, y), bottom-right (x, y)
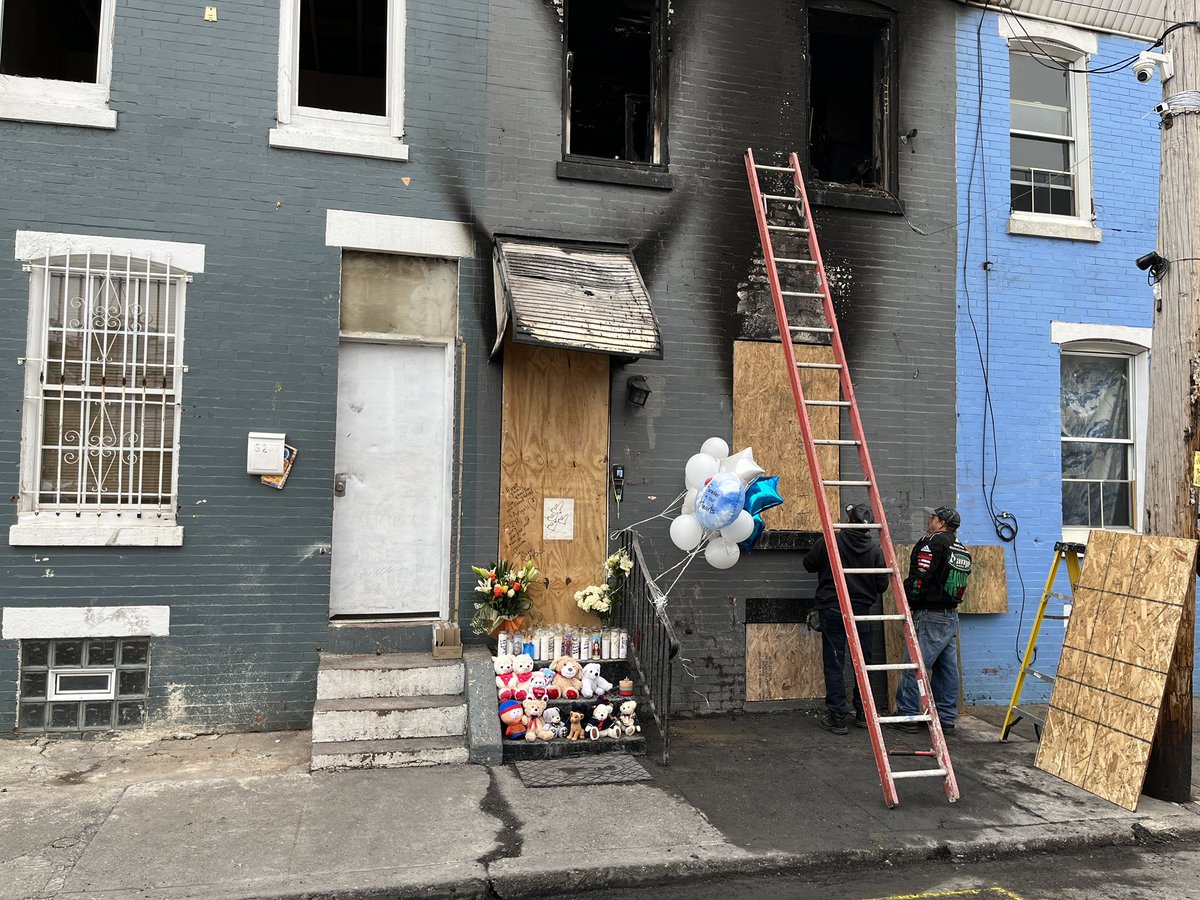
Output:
top-left (886, 720), bottom-right (920, 734)
top-left (853, 712), bottom-right (869, 729)
top-left (939, 721), bottom-right (955, 735)
top-left (819, 711), bottom-right (849, 735)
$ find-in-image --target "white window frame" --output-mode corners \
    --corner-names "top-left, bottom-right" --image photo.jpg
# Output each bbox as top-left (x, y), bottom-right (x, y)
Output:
top-left (1001, 17), bottom-right (1099, 242)
top-left (47, 668), bottom-right (116, 701)
top-left (10, 231), bottom-right (205, 548)
top-left (1052, 322), bottom-right (1150, 544)
top-left (0, 0), bottom-right (117, 129)
top-left (269, 0), bottom-right (409, 162)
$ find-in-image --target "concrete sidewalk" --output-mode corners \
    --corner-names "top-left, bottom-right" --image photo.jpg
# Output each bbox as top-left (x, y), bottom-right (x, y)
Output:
top-left (3, 708), bottom-right (1199, 899)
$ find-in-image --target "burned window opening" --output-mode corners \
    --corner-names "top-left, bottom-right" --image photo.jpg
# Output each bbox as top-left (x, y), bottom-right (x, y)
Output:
top-left (808, 7), bottom-right (896, 194)
top-left (298, 0), bottom-right (388, 117)
top-left (564, 0), bottom-right (664, 166)
top-left (0, 0), bottom-right (101, 83)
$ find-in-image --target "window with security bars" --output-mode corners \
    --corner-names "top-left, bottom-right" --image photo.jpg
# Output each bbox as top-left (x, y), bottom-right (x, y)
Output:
top-left (18, 638), bottom-right (150, 733)
top-left (19, 254), bottom-right (187, 522)
top-left (1061, 352), bottom-right (1135, 530)
top-left (1009, 50), bottom-right (1082, 217)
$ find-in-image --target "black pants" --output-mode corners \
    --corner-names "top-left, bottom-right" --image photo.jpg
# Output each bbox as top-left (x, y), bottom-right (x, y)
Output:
top-left (819, 606), bottom-right (873, 719)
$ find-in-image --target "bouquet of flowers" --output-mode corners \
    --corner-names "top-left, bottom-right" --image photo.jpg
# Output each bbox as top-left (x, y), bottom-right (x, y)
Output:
top-left (470, 559), bottom-right (538, 636)
top-left (575, 548), bottom-right (634, 626)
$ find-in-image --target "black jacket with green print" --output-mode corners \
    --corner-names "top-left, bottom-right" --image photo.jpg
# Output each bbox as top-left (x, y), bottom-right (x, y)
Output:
top-left (904, 530), bottom-right (959, 610)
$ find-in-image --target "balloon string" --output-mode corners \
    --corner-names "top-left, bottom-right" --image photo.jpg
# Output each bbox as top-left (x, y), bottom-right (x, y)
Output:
top-left (608, 490), bottom-right (687, 541)
top-left (663, 543), bottom-right (705, 597)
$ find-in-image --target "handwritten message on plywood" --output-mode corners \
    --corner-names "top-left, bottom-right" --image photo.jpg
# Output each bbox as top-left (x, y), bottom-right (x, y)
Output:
top-left (745, 623), bottom-right (825, 701)
top-left (1035, 530), bottom-right (1198, 811)
top-left (500, 340), bottom-right (609, 625)
top-left (732, 341), bottom-right (839, 532)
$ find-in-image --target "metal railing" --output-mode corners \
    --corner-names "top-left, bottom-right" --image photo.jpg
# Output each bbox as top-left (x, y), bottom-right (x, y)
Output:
top-left (615, 529), bottom-right (680, 764)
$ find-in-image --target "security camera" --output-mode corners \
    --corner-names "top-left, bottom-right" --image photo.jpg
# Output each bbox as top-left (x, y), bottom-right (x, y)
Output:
top-left (1134, 51), bottom-right (1174, 83)
top-left (1136, 251), bottom-right (1166, 275)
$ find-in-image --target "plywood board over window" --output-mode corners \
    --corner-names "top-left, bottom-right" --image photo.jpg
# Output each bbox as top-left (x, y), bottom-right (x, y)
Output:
top-left (733, 341), bottom-right (840, 533)
top-left (746, 623), bottom-right (825, 701)
top-left (1034, 530), bottom-right (1199, 811)
top-left (500, 339), bottom-right (609, 626)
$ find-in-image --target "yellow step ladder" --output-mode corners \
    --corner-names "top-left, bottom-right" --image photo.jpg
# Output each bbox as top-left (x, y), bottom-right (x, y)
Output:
top-left (999, 541), bottom-right (1085, 742)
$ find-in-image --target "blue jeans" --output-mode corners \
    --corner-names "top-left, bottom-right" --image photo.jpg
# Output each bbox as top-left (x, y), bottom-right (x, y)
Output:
top-left (819, 607), bottom-right (872, 719)
top-left (895, 609), bottom-right (959, 725)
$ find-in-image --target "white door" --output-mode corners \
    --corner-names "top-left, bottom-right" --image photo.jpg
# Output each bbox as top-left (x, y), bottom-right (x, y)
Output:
top-left (330, 341), bottom-right (451, 617)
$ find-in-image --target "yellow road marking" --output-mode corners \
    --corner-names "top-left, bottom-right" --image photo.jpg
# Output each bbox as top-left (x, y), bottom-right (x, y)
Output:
top-left (862, 888), bottom-right (1025, 900)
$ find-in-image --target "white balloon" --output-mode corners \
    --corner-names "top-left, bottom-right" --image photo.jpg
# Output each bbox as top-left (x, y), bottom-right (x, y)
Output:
top-left (734, 456), bottom-right (765, 486)
top-left (682, 488), bottom-right (698, 514)
top-left (721, 510), bottom-right (755, 543)
top-left (700, 437), bottom-right (730, 460)
top-left (670, 514), bottom-right (704, 551)
top-left (684, 453), bottom-right (720, 490)
top-left (705, 538), bottom-right (741, 570)
top-left (719, 447), bottom-right (753, 473)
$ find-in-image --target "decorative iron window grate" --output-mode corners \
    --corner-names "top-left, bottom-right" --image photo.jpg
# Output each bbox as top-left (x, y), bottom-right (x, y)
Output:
top-left (24, 253), bottom-right (187, 518)
top-left (18, 638), bottom-right (150, 733)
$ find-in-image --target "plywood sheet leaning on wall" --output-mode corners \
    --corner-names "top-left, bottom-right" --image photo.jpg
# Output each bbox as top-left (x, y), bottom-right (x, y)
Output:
top-left (1034, 530), bottom-right (1199, 811)
top-left (745, 623), bottom-right (825, 701)
top-left (500, 339), bottom-right (610, 626)
top-left (732, 341), bottom-right (839, 532)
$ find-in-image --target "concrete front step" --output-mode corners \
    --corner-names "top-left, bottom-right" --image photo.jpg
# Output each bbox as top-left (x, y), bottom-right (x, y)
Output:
top-left (317, 653), bottom-right (464, 701)
top-left (312, 695), bottom-right (467, 743)
top-left (502, 733), bottom-right (646, 762)
top-left (311, 736), bottom-right (469, 771)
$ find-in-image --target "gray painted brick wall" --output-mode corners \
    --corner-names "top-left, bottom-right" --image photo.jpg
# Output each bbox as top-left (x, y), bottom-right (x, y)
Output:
top-left (481, 0), bottom-right (958, 713)
top-left (0, 0), bottom-right (492, 733)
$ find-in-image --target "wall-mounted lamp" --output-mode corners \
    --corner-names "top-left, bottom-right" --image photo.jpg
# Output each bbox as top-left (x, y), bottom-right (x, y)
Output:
top-left (626, 375), bottom-right (651, 408)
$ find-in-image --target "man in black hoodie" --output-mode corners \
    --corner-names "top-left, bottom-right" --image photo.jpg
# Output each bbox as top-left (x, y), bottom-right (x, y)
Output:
top-left (803, 504), bottom-right (890, 735)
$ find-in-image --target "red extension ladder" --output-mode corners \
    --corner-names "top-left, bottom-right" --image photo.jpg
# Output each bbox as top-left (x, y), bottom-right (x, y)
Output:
top-left (744, 148), bottom-right (959, 808)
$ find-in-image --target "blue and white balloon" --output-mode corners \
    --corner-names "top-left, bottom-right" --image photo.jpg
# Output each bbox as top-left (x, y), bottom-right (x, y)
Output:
top-left (694, 472), bottom-right (747, 531)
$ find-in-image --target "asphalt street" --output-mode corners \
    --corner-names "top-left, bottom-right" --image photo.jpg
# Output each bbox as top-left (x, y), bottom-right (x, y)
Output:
top-left (563, 839), bottom-right (1200, 900)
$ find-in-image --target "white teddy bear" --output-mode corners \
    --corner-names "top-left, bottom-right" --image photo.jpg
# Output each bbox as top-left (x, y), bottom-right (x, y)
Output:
top-left (493, 655), bottom-right (515, 699)
top-left (586, 702), bottom-right (621, 740)
top-left (580, 662), bottom-right (614, 699)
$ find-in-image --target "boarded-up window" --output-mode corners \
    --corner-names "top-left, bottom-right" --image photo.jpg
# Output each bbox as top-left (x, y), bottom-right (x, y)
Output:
top-left (339, 252), bottom-right (458, 340)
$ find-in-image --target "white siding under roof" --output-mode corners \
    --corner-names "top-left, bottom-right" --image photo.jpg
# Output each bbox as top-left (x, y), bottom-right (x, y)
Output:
top-left (965, 1), bottom-right (1171, 42)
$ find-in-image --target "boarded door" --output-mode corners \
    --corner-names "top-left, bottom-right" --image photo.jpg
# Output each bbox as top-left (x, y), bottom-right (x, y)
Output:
top-left (500, 340), bottom-right (609, 625)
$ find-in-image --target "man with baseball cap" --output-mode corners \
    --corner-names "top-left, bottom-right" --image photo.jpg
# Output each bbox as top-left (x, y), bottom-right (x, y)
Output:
top-left (893, 505), bottom-right (967, 734)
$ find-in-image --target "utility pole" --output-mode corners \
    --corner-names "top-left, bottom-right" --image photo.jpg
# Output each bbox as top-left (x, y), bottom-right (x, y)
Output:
top-left (1143, 0), bottom-right (1200, 804)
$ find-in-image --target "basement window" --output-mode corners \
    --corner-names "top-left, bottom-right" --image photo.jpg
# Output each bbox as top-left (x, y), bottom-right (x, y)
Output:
top-left (807, 4), bottom-right (899, 211)
top-left (0, 0), bottom-right (117, 129)
top-left (561, 0), bottom-right (667, 179)
top-left (18, 638), bottom-right (151, 733)
top-left (270, 0), bottom-right (409, 161)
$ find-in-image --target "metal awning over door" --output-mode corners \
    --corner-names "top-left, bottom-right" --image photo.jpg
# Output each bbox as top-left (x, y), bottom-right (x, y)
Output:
top-left (492, 237), bottom-right (663, 359)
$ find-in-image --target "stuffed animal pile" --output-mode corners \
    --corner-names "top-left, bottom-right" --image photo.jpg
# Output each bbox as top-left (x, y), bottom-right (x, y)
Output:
top-left (494, 656), bottom-right (637, 745)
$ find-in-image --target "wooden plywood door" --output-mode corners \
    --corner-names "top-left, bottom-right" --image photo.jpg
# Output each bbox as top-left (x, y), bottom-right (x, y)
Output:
top-left (500, 340), bottom-right (609, 625)
top-left (732, 341), bottom-right (839, 532)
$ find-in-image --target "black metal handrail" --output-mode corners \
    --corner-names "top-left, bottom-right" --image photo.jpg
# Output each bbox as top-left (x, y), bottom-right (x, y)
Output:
top-left (615, 529), bottom-right (679, 763)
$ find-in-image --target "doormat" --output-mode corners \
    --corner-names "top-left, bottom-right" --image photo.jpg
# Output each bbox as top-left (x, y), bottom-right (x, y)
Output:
top-left (514, 753), bottom-right (652, 788)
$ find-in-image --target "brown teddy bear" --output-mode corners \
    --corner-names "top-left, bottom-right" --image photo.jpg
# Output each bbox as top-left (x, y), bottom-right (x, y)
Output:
top-left (521, 697), bottom-right (553, 742)
top-left (549, 655), bottom-right (583, 700)
top-left (566, 709), bottom-right (586, 742)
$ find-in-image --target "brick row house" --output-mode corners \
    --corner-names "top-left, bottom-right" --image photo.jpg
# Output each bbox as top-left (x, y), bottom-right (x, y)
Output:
top-left (0, 0), bottom-right (963, 745)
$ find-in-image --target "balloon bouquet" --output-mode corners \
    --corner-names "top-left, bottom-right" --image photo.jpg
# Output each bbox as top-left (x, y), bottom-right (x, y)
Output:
top-left (669, 437), bottom-right (784, 570)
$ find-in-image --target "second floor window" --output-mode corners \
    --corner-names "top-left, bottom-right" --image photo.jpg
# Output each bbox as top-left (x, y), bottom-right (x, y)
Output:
top-left (1010, 50), bottom-right (1086, 218)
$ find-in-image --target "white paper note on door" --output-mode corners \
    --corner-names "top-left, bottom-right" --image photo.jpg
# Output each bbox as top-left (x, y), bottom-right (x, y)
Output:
top-left (543, 498), bottom-right (575, 541)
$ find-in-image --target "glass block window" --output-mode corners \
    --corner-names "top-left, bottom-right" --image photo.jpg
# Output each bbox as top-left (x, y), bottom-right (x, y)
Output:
top-left (18, 637), bottom-right (150, 734)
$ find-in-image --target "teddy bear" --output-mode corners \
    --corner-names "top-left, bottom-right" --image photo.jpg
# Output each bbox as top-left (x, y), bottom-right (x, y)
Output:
top-left (540, 667), bottom-right (560, 699)
top-left (566, 709), bottom-right (587, 742)
top-left (542, 706), bottom-right (567, 739)
top-left (617, 699), bottom-right (641, 737)
top-left (498, 698), bottom-right (526, 741)
top-left (521, 697), bottom-right (554, 742)
top-left (586, 702), bottom-right (620, 741)
top-left (549, 655), bottom-right (583, 700)
top-left (494, 655), bottom-right (516, 700)
top-left (529, 671), bottom-right (549, 701)
top-left (510, 653), bottom-right (535, 701)
top-left (580, 662), bottom-right (614, 699)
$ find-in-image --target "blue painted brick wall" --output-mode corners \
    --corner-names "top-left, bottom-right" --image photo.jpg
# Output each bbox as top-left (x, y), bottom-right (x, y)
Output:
top-left (954, 9), bottom-right (1173, 704)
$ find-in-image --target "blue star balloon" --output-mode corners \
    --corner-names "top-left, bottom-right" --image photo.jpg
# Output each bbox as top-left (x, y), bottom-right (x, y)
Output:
top-left (738, 514), bottom-right (766, 553)
top-left (744, 476), bottom-right (783, 517)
